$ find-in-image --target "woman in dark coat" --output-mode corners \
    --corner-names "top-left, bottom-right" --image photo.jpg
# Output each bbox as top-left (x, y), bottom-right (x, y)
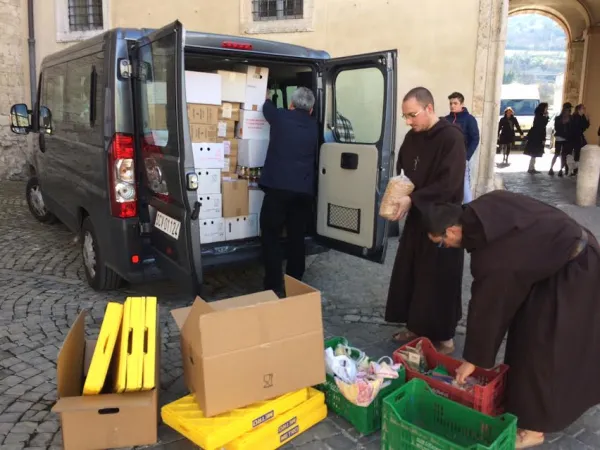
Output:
top-left (549, 102), bottom-right (573, 177)
top-left (498, 107), bottom-right (523, 165)
top-left (524, 102), bottom-right (549, 174)
top-left (570, 104), bottom-right (590, 176)
top-left (425, 190), bottom-right (600, 449)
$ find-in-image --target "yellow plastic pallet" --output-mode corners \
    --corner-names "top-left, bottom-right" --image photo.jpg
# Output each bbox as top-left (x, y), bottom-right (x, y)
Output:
top-left (113, 296), bottom-right (131, 393)
top-left (126, 297), bottom-right (145, 392)
top-left (82, 302), bottom-right (124, 395)
top-left (225, 388), bottom-right (327, 450)
top-left (161, 388), bottom-right (309, 450)
top-left (142, 297), bottom-right (157, 391)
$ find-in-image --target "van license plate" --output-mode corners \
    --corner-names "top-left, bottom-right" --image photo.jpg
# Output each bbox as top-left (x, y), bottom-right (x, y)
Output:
top-left (154, 211), bottom-right (181, 240)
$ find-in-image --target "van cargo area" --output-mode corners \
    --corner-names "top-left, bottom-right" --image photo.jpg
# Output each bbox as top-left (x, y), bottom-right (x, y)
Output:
top-left (140, 51), bottom-right (318, 267)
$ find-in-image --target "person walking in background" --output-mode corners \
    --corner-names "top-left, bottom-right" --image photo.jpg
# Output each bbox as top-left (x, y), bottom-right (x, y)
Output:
top-left (570, 104), bottom-right (590, 177)
top-left (524, 102), bottom-right (549, 174)
top-left (498, 107), bottom-right (523, 165)
top-left (549, 102), bottom-right (573, 177)
top-left (386, 87), bottom-right (465, 355)
top-left (446, 92), bottom-right (479, 203)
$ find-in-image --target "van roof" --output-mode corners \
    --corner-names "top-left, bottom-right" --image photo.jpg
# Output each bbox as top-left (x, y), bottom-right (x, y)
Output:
top-left (41, 26), bottom-right (330, 68)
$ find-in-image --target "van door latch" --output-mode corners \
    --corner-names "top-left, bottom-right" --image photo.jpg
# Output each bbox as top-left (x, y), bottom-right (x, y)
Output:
top-left (191, 201), bottom-right (201, 220)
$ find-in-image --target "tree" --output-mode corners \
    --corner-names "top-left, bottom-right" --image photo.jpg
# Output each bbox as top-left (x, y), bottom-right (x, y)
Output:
top-left (503, 71), bottom-right (516, 84)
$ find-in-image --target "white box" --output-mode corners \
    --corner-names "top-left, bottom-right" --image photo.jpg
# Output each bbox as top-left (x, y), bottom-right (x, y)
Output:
top-left (197, 168), bottom-right (221, 194)
top-left (200, 217), bottom-right (225, 244)
top-left (242, 66), bottom-right (269, 112)
top-left (249, 189), bottom-right (265, 215)
top-left (225, 215), bottom-right (259, 241)
top-left (185, 71), bottom-right (222, 105)
top-left (198, 193), bottom-right (222, 219)
top-left (237, 110), bottom-right (270, 140)
top-left (217, 70), bottom-right (247, 103)
top-left (239, 139), bottom-right (269, 168)
top-left (192, 143), bottom-right (225, 169)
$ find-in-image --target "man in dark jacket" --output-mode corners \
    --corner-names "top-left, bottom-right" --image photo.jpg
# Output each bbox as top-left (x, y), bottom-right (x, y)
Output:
top-left (259, 87), bottom-right (319, 295)
top-left (446, 92), bottom-right (480, 203)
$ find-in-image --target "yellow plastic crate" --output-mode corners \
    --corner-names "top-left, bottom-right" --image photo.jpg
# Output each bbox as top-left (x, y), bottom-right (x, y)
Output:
top-left (225, 388), bottom-right (327, 450)
top-left (161, 388), bottom-right (309, 450)
top-left (126, 297), bottom-right (145, 392)
top-left (113, 296), bottom-right (131, 393)
top-left (82, 302), bottom-right (124, 395)
top-left (142, 297), bottom-right (157, 391)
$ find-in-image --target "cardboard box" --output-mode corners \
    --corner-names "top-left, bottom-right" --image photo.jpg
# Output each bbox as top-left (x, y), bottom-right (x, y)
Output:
top-left (242, 66), bottom-right (269, 112)
top-left (217, 138), bottom-right (239, 156)
top-left (222, 179), bottom-right (249, 218)
top-left (188, 104), bottom-right (219, 125)
top-left (170, 276), bottom-right (325, 417)
top-left (239, 139), bottom-right (269, 167)
top-left (223, 155), bottom-right (238, 174)
top-left (226, 214), bottom-right (259, 240)
top-left (52, 310), bottom-right (159, 450)
top-left (237, 111), bottom-right (270, 141)
top-left (197, 168), bottom-right (221, 194)
top-left (217, 71), bottom-right (247, 103)
top-left (190, 124), bottom-right (218, 143)
top-left (221, 173), bottom-right (238, 181)
top-left (185, 71), bottom-right (222, 105)
top-left (192, 143), bottom-right (225, 169)
top-left (249, 188), bottom-right (265, 215)
top-left (148, 104), bottom-right (167, 129)
top-left (217, 120), bottom-right (236, 139)
top-left (220, 102), bottom-right (241, 122)
top-left (200, 218), bottom-right (225, 244)
top-left (198, 193), bottom-right (223, 219)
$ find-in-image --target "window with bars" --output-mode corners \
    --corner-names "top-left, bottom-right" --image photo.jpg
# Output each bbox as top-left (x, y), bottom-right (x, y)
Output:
top-left (252, 0), bottom-right (304, 21)
top-left (68, 0), bottom-right (104, 32)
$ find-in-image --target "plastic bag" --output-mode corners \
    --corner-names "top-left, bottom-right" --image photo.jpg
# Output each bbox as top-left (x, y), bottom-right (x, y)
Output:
top-left (379, 171), bottom-right (415, 220)
top-left (335, 377), bottom-right (384, 407)
top-left (325, 347), bottom-right (357, 384)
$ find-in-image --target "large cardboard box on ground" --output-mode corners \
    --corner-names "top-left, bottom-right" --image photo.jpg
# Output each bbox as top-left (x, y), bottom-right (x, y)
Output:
top-left (52, 310), bottom-right (159, 450)
top-left (237, 110), bottom-right (270, 140)
top-left (170, 276), bottom-right (325, 417)
top-left (222, 179), bottom-right (249, 217)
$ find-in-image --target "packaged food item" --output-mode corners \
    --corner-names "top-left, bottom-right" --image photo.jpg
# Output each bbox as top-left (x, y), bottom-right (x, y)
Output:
top-left (379, 172), bottom-right (415, 220)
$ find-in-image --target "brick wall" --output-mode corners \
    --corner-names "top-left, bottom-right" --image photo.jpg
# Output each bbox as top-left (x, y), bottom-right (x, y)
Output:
top-left (0, 0), bottom-right (28, 181)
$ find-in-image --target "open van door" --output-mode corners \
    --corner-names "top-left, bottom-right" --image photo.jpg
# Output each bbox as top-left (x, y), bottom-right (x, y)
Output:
top-left (130, 21), bottom-right (203, 293)
top-left (316, 51), bottom-right (397, 263)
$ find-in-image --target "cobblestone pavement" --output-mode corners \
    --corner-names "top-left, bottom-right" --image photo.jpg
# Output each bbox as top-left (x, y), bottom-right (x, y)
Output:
top-left (1, 152), bottom-right (600, 450)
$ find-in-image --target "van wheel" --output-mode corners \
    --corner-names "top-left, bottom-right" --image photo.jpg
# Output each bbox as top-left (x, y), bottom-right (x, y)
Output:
top-left (81, 217), bottom-right (122, 291)
top-left (26, 176), bottom-right (56, 224)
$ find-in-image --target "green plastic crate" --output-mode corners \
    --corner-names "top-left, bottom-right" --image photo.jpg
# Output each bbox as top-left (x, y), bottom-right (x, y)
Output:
top-left (316, 337), bottom-right (406, 436)
top-left (381, 379), bottom-right (517, 450)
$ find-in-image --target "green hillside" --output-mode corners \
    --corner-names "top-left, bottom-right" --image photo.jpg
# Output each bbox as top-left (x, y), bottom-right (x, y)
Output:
top-left (506, 14), bottom-right (567, 51)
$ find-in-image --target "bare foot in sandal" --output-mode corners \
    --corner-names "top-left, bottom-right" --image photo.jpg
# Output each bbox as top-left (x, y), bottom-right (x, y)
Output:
top-left (392, 328), bottom-right (418, 342)
top-left (516, 429), bottom-right (544, 449)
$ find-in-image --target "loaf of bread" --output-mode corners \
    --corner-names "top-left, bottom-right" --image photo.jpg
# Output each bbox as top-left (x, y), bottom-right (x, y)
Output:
top-left (379, 173), bottom-right (415, 220)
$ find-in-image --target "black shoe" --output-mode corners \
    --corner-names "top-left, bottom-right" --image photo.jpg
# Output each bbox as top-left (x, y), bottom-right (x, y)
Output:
top-left (549, 169), bottom-right (554, 176)
top-left (565, 166), bottom-right (570, 175)
top-left (558, 170), bottom-right (563, 177)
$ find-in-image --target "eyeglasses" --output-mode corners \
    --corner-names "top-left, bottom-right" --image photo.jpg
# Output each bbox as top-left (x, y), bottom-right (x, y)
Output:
top-left (402, 109), bottom-right (425, 120)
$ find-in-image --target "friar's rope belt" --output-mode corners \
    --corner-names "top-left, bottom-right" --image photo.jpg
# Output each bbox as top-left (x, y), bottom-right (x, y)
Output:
top-left (569, 228), bottom-right (589, 261)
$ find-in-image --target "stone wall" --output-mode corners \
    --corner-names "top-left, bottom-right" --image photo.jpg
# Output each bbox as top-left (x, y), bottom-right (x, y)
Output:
top-left (0, 0), bottom-right (28, 181)
top-left (564, 40), bottom-right (584, 107)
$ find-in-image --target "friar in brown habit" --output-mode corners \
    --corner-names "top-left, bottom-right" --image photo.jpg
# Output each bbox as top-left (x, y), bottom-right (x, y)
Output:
top-left (385, 86), bottom-right (466, 354)
top-left (425, 190), bottom-right (600, 449)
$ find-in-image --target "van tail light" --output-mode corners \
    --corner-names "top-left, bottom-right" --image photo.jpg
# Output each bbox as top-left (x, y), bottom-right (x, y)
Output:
top-left (108, 133), bottom-right (137, 218)
top-left (222, 41), bottom-right (253, 50)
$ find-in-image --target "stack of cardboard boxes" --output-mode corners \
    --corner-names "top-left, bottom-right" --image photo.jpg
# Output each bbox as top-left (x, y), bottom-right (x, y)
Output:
top-left (187, 66), bottom-right (270, 245)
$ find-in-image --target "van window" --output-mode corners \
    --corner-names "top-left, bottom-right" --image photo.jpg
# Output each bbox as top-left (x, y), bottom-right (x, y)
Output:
top-left (334, 67), bottom-right (384, 144)
top-left (499, 99), bottom-right (539, 116)
top-left (64, 53), bottom-right (105, 146)
top-left (41, 65), bottom-right (66, 131)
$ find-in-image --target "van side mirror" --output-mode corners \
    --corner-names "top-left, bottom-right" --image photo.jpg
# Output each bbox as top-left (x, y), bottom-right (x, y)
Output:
top-left (39, 106), bottom-right (53, 135)
top-left (10, 104), bottom-right (31, 135)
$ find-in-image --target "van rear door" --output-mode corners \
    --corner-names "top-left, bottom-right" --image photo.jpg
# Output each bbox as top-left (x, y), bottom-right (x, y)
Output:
top-left (316, 51), bottom-right (397, 263)
top-left (130, 21), bottom-right (203, 293)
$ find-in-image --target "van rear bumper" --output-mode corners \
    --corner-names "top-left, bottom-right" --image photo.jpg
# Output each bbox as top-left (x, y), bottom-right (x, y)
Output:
top-left (200, 236), bottom-right (327, 269)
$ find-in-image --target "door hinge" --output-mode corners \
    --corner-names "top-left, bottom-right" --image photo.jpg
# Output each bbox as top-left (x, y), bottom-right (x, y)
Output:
top-left (119, 59), bottom-right (134, 79)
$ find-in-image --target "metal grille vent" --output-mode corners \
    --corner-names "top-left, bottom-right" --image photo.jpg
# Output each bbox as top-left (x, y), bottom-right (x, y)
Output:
top-left (327, 204), bottom-right (361, 234)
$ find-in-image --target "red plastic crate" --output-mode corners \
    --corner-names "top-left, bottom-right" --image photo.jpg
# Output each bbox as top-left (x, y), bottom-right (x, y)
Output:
top-left (392, 338), bottom-right (508, 416)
